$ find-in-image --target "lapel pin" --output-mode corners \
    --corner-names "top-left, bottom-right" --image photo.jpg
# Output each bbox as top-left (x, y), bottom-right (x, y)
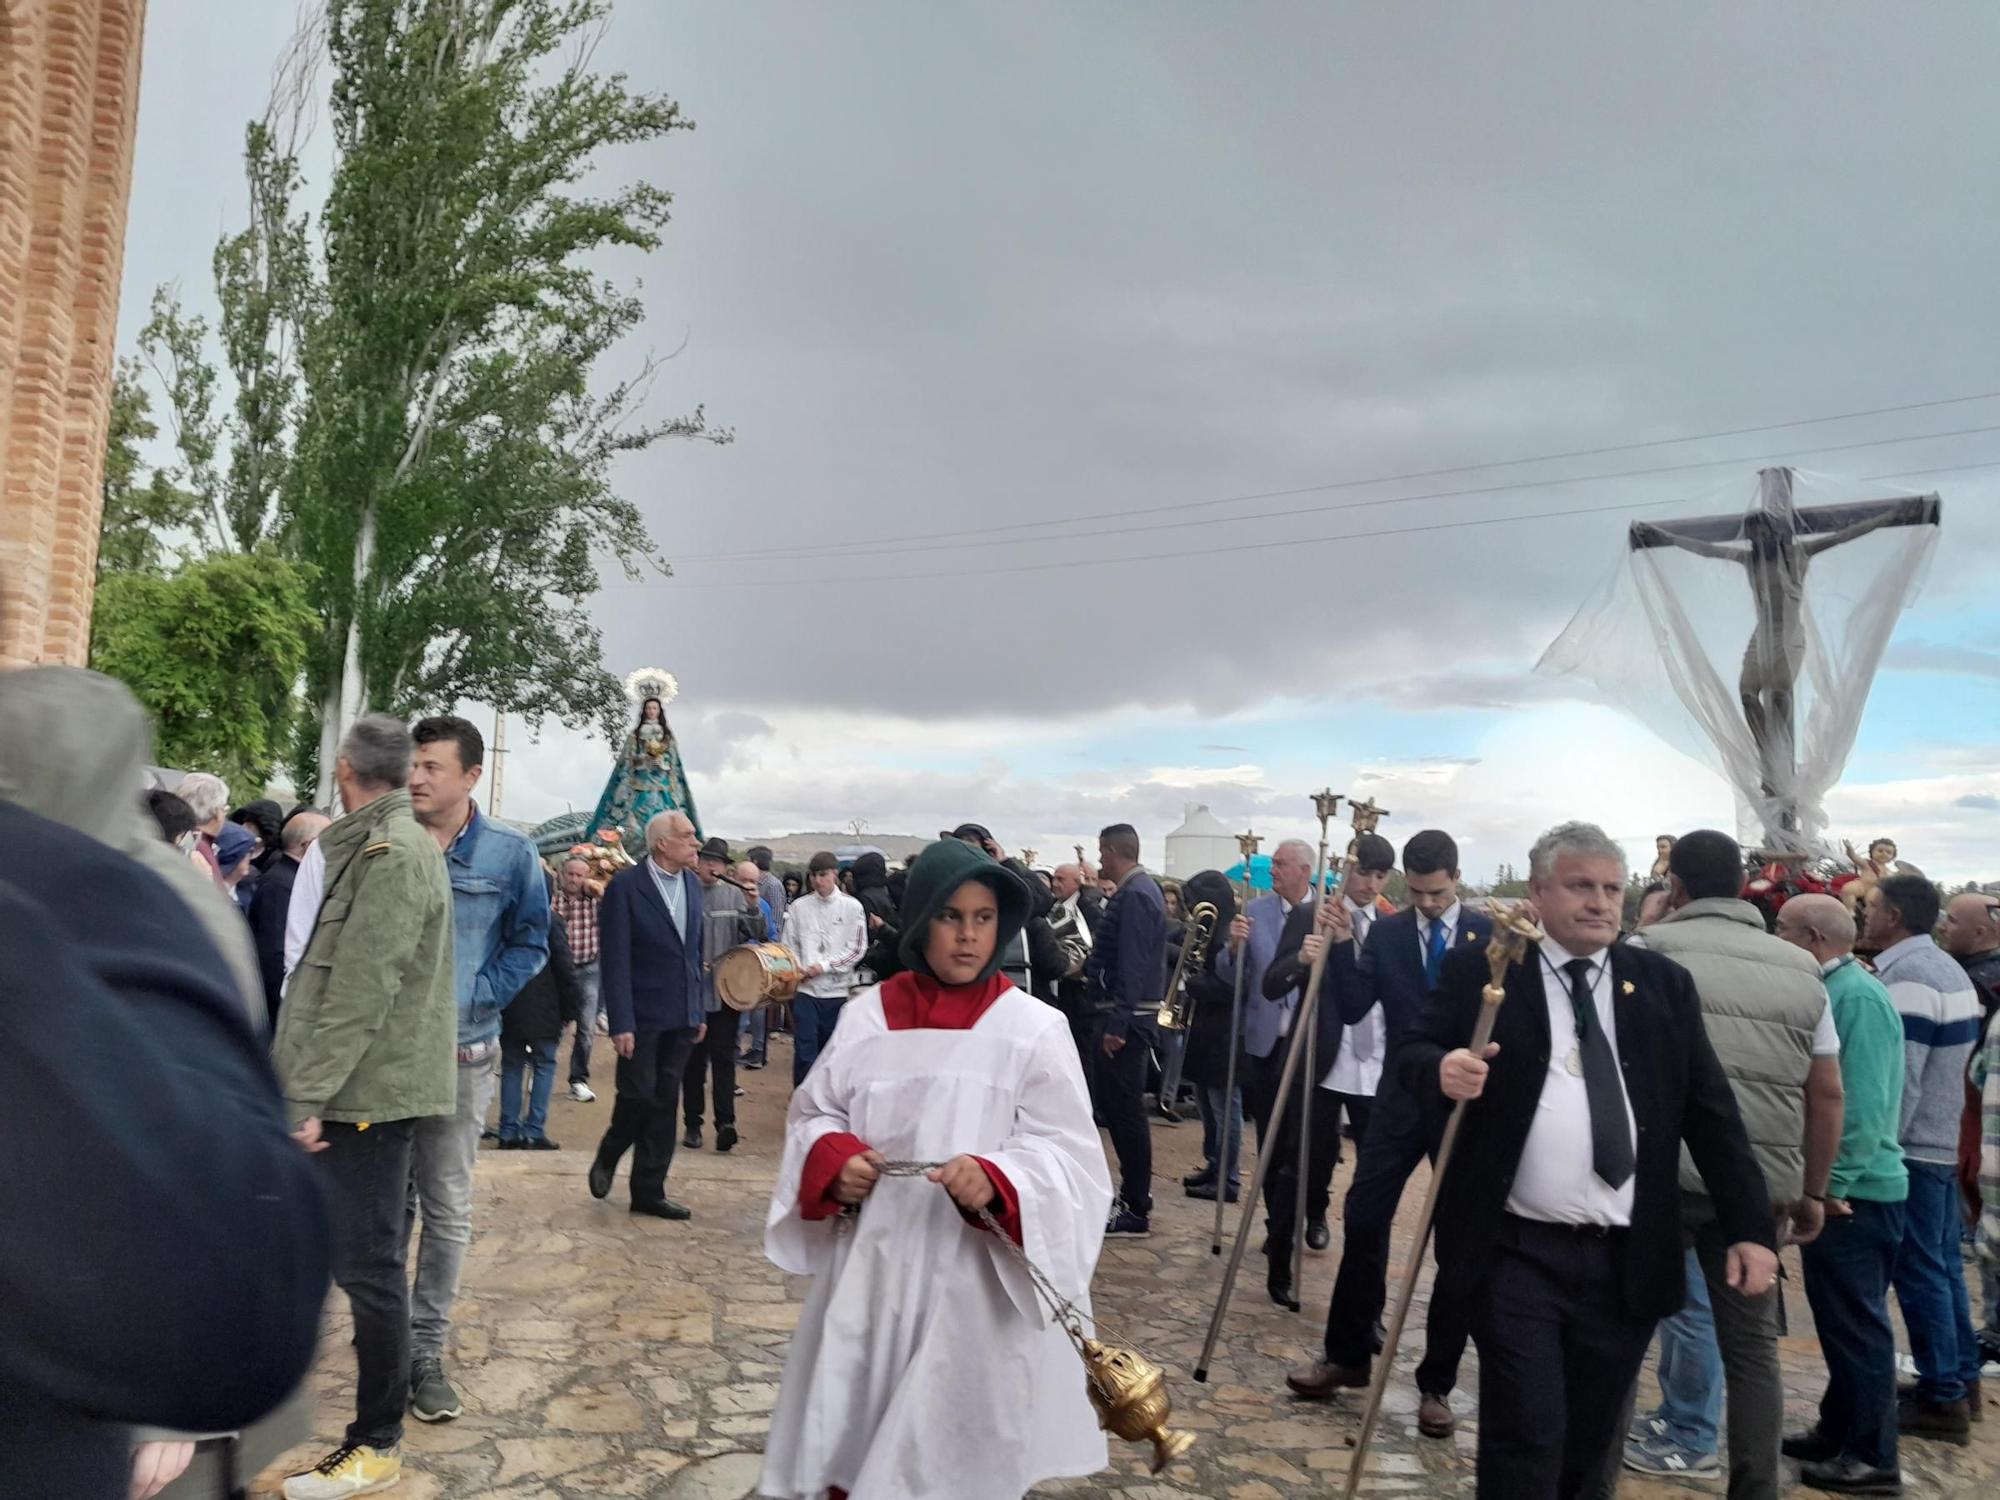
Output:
top-left (1621, 980), bottom-right (1635, 996)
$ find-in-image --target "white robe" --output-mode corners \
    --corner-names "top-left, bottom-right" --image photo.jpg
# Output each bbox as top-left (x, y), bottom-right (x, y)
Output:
top-left (759, 984), bottom-right (1114, 1500)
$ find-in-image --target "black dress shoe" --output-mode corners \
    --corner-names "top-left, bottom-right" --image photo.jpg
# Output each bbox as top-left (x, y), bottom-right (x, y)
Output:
top-left (682, 1126), bottom-right (702, 1150)
top-left (716, 1125), bottom-right (738, 1153)
top-left (1266, 1263), bottom-right (1298, 1311)
top-left (528, 1136), bottom-right (560, 1151)
top-left (1783, 1427), bottom-right (1841, 1463)
top-left (1796, 1455), bottom-right (1903, 1494)
top-left (631, 1199), bottom-right (692, 1221)
top-left (1184, 1180), bottom-right (1240, 1203)
top-left (498, 1137), bottom-right (525, 1150)
top-left (1182, 1168), bottom-right (1216, 1190)
top-left (1307, 1218), bottom-right (1331, 1251)
top-left (588, 1155), bottom-right (613, 1200)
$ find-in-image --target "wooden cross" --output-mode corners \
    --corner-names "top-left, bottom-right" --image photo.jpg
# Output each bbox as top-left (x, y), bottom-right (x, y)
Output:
top-left (1630, 466), bottom-right (1938, 847)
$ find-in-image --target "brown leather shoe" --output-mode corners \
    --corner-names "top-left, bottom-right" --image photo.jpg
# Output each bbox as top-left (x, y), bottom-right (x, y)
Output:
top-left (1285, 1359), bottom-right (1368, 1399)
top-left (1418, 1391), bottom-right (1455, 1438)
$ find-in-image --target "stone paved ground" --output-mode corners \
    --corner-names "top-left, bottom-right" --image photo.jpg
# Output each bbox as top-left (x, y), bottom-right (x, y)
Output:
top-left (254, 1031), bottom-right (1996, 1497)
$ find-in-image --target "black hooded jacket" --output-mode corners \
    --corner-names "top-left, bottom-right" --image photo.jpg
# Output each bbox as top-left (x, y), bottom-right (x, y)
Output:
top-left (852, 852), bottom-right (903, 979)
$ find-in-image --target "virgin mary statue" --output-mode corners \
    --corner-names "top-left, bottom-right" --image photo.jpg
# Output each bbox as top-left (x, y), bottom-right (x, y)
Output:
top-left (586, 667), bottom-right (702, 845)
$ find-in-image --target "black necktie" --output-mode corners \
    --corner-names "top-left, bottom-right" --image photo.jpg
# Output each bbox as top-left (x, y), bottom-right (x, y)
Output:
top-left (1564, 958), bottom-right (1634, 1190)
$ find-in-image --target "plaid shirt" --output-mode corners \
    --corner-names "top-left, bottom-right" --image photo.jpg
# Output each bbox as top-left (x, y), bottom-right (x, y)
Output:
top-left (551, 888), bottom-right (601, 965)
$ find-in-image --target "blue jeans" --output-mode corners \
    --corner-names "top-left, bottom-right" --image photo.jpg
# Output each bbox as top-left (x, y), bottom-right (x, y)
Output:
top-left (792, 993), bottom-right (846, 1086)
top-left (499, 1037), bottom-right (558, 1142)
top-left (740, 1004), bottom-right (768, 1065)
top-left (1803, 1197), bottom-right (1907, 1471)
top-left (1893, 1159), bottom-right (1981, 1403)
top-left (1196, 1083), bottom-right (1243, 1190)
top-left (1645, 1246), bottom-right (1723, 1453)
top-left (568, 962), bottom-right (601, 1084)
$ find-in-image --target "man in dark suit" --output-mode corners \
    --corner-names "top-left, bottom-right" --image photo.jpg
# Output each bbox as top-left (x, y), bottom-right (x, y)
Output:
top-left (1285, 830), bottom-right (1490, 1430)
top-left (588, 810), bottom-right (709, 1221)
top-left (1399, 821), bottom-right (1776, 1500)
top-left (1085, 821), bottom-right (1169, 1237)
top-left (246, 807), bottom-right (328, 1023)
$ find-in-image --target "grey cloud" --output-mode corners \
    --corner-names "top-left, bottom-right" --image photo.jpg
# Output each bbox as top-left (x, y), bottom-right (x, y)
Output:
top-left (1884, 643), bottom-right (2000, 680)
top-left (122, 4), bottom-right (2000, 737)
top-left (1955, 793), bottom-right (2000, 811)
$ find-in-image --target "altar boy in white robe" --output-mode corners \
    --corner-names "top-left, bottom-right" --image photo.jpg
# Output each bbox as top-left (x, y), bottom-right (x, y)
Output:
top-left (760, 837), bottom-right (1115, 1500)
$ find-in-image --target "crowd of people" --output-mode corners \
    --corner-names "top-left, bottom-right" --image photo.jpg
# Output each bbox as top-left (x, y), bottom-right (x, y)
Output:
top-left (6, 653), bottom-right (1999, 1500)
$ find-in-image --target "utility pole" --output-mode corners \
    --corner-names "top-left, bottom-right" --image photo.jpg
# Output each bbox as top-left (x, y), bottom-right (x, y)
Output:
top-left (490, 709), bottom-right (508, 819)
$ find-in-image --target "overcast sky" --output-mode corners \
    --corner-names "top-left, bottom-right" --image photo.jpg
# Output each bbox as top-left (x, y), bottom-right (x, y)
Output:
top-left (122, 2), bottom-right (2000, 880)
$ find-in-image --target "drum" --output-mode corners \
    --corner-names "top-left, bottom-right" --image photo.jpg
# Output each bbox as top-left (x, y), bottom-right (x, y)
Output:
top-left (714, 941), bottom-right (804, 1010)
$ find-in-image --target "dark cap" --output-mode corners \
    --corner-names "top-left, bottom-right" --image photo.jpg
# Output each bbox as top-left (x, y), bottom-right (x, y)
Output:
top-left (946, 821), bottom-right (994, 845)
top-left (808, 850), bottom-right (839, 875)
top-left (697, 836), bottom-right (731, 863)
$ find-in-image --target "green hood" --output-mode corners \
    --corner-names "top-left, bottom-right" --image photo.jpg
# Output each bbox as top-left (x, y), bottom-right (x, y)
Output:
top-left (895, 837), bottom-right (1030, 982)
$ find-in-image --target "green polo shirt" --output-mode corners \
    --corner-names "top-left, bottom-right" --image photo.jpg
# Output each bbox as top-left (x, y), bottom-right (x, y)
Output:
top-left (1823, 956), bottom-right (1909, 1204)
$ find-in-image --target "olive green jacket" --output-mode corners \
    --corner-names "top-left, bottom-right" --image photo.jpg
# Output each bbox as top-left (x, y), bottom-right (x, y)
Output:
top-left (272, 788), bottom-right (456, 1126)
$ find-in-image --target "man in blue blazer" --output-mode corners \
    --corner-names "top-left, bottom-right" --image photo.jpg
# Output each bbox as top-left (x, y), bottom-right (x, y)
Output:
top-left (1215, 836), bottom-right (1320, 1160)
top-left (588, 810), bottom-right (709, 1220)
top-left (1286, 829), bottom-right (1491, 1440)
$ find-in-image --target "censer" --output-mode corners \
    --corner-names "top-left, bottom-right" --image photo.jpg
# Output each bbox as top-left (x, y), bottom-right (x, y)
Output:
top-left (869, 1163), bottom-right (1196, 1473)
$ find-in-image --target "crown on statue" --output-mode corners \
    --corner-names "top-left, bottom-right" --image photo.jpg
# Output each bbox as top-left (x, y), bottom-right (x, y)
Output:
top-left (623, 666), bottom-right (680, 707)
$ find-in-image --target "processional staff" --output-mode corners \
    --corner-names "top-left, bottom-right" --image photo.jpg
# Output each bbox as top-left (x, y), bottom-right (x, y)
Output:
top-left (1339, 901), bottom-right (1544, 1499)
top-left (1211, 829), bottom-right (1260, 1256)
top-left (1194, 789), bottom-right (1342, 1378)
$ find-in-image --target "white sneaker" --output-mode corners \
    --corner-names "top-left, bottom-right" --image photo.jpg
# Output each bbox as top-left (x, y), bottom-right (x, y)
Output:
top-left (569, 1081), bottom-right (596, 1103)
top-left (282, 1443), bottom-right (402, 1497)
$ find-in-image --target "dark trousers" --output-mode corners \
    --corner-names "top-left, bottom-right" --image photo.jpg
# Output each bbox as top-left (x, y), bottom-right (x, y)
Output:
top-left (1801, 1198), bottom-right (1907, 1472)
top-left (319, 1116), bottom-right (419, 1450)
top-left (1263, 1078), bottom-right (1342, 1266)
top-left (792, 993), bottom-right (846, 1085)
top-left (1473, 1216), bottom-right (1655, 1500)
top-left (594, 1026), bottom-right (698, 1207)
top-left (1689, 1204), bottom-right (1786, 1500)
top-left (1321, 1075), bottom-right (1471, 1395)
top-left (682, 1006), bottom-right (742, 1130)
top-left (1089, 1016), bottom-right (1154, 1214)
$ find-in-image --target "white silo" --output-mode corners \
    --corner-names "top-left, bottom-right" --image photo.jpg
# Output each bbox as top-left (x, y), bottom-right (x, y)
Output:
top-left (1162, 802), bottom-right (1236, 881)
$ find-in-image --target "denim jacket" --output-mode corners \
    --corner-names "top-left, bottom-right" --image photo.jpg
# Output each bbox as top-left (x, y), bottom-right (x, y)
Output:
top-left (445, 804), bottom-right (550, 1046)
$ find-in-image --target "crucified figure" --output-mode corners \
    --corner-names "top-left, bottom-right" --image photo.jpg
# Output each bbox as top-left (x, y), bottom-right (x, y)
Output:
top-left (1630, 467), bottom-right (1937, 842)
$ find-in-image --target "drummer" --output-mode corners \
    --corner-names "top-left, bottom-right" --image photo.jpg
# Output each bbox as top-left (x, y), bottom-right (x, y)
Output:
top-left (680, 837), bottom-right (768, 1154)
top-left (735, 860), bottom-right (779, 1071)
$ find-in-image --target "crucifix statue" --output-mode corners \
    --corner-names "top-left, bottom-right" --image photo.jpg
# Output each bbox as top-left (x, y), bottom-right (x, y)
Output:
top-left (1628, 466), bottom-right (1938, 846)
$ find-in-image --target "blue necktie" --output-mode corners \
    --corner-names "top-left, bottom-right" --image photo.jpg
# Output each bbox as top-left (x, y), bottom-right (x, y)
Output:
top-left (1424, 917), bottom-right (1448, 986)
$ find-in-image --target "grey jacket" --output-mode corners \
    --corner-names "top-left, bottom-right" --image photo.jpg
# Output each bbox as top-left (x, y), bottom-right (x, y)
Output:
top-left (697, 876), bottom-right (766, 1013)
top-left (0, 667), bottom-right (265, 1027)
top-left (1637, 898), bottom-right (1826, 1208)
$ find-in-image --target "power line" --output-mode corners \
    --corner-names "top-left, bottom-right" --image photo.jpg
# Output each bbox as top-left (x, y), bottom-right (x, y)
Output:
top-left (677, 387), bottom-right (2000, 563)
top-left (672, 419), bottom-right (2000, 570)
top-left (639, 454), bottom-right (1996, 592)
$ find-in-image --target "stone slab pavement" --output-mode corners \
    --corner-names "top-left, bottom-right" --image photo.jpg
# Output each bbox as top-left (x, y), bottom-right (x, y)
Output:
top-left (253, 1030), bottom-right (1997, 1498)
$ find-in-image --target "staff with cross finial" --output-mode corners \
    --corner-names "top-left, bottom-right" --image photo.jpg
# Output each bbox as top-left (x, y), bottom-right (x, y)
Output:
top-left (1287, 788), bottom-right (1348, 1301)
top-left (1210, 829), bottom-right (1261, 1256)
top-left (1194, 793), bottom-right (1341, 1379)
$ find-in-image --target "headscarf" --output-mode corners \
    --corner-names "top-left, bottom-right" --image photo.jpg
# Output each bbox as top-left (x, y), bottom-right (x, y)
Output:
top-left (894, 837), bottom-right (1030, 984)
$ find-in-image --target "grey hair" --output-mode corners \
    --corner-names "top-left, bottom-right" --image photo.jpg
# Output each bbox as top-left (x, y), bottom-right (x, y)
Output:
top-left (338, 713), bottom-right (414, 791)
top-left (1528, 821), bottom-right (1628, 884)
top-left (1274, 837), bottom-right (1315, 868)
top-left (176, 771), bottom-right (230, 823)
top-left (645, 810), bottom-right (693, 847)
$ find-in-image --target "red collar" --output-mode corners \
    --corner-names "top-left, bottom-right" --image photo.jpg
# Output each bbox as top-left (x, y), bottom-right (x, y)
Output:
top-left (878, 969), bottom-right (1012, 1030)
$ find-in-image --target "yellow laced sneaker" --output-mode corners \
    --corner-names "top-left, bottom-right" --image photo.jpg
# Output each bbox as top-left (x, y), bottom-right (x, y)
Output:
top-left (280, 1442), bottom-right (402, 1498)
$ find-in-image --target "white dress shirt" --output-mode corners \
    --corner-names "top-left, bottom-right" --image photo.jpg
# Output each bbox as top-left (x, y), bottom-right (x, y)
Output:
top-left (281, 838), bottom-right (327, 990)
top-left (1325, 897), bottom-right (1383, 1093)
top-left (1503, 936), bottom-right (1639, 1227)
top-left (647, 856), bottom-right (688, 939)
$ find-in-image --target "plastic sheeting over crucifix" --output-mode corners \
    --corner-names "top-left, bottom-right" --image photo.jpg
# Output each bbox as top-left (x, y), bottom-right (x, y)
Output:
top-left (1536, 467), bottom-right (1941, 856)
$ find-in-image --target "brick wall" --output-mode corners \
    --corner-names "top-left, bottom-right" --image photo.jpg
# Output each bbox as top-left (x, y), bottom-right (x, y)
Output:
top-left (0, 0), bottom-right (147, 667)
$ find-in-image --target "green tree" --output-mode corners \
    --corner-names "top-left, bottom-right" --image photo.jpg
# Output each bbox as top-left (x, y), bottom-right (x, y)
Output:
top-left (134, 0), bottom-right (726, 798)
top-left (96, 361), bottom-right (205, 579)
top-left (89, 552), bottom-right (319, 793)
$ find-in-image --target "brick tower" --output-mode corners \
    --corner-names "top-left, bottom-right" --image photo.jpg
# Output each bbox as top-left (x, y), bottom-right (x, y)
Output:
top-left (0, 0), bottom-right (148, 667)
